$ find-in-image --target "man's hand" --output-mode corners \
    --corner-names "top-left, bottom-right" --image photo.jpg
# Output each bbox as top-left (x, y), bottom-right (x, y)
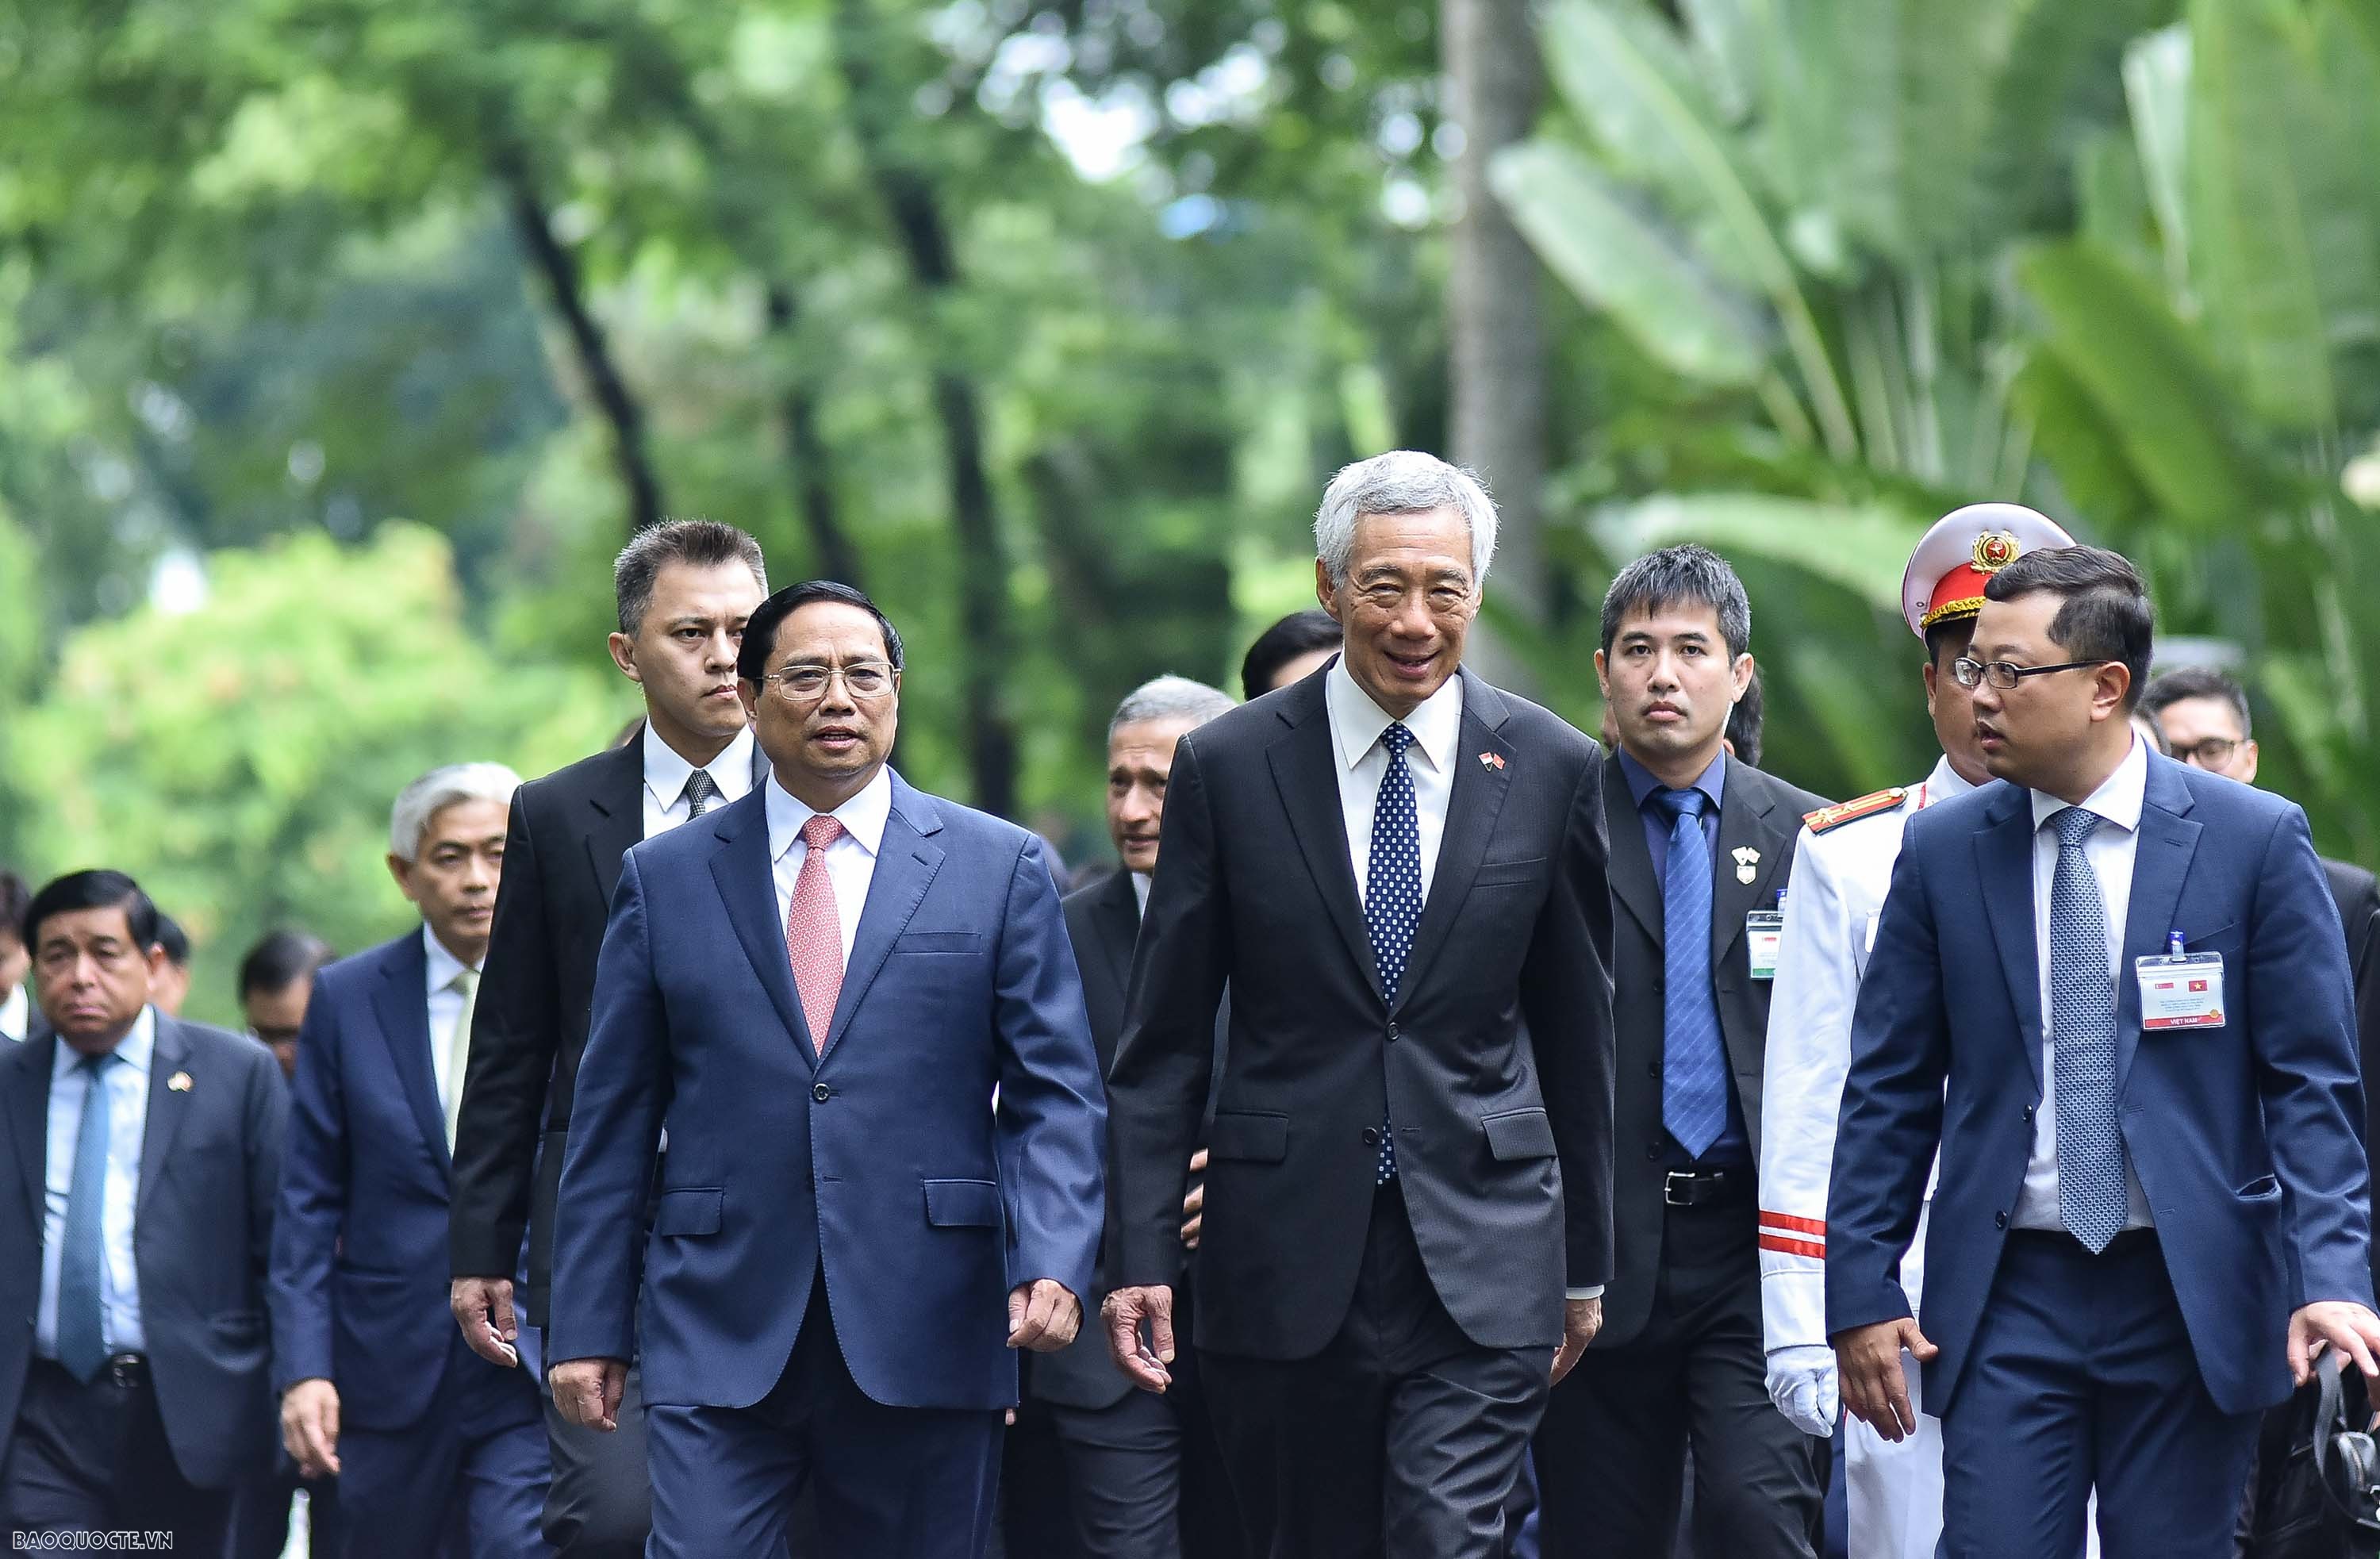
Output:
top-left (1103, 1284), bottom-right (1176, 1392)
top-left (1180, 1149), bottom-right (1208, 1249)
top-left (550, 1357), bottom-right (628, 1432)
top-left (1833, 1318), bottom-right (1937, 1442)
top-left (1008, 1279), bottom-right (1082, 1353)
top-left (2290, 1300), bottom-right (2380, 1387)
top-left (281, 1378), bottom-right (342, 1478)
top-left (451, 1275), bottom-right (520, 1368)
top-left (1552, 1296), bottom-right (1602, 1384)
top-left (1765, 1343), bottom-right (1840, 1438)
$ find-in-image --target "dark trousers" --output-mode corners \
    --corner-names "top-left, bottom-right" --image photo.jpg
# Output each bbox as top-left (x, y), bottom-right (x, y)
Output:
top-left (1203, 1180), bottom-right (1552, 1559)
top-left (1050, 1387), bottom-right (1184, 1559)
top-left (543, 1361), bottom-right (654, 1558)
top-left (1170, 1278), bottom-right (1250, 1559)
top-left (0, 1355), bottom-right (234, 1549)
top-left (340, 1335), bottom-right (547, 1559)
top-left (1534, 1195), bottom-right (1827, 1558)
top-left (1940, 1230), bottom-right (2260, 1559)
top-left (644, 1274), bottom-right (1004, 1558)
top-left (231, 1456), bottom-right (341, 1559)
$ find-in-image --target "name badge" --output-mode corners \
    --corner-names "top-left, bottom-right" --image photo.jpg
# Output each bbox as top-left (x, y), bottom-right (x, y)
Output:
top-left (2136, 951), bottom-right (2225, 1031)
top-left (1746, 910), bottom-right (1784, 980)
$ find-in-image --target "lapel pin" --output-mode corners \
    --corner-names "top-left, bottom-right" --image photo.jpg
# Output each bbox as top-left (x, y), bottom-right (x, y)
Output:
top-left (1478, 751), bottom-right (1505, 770)
top-left (167, 1071), bottom-right (193, 1092)
top-left (1733, 846), bottom-right (1760, 885)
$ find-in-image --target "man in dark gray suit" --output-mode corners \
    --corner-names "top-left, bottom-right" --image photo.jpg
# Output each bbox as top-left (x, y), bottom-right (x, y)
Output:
top-left (0, 870), bottom-right (288, 1546)
top-left (1103, 451), bottom-right (1618, 1559)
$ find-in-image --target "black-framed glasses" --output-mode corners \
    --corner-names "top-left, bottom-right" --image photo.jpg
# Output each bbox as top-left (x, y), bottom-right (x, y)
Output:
top-left (759, 660), bottom-right (897, 701)
top-left (1950, 656), bottom-right (2108, 692)
top-left (2169, 736), bottom-right (2241, 769)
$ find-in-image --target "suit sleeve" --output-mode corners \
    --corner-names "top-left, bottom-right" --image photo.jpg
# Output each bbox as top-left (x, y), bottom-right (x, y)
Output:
top-left (451, 788), bottom-right (559, 1279)
top-left (1825, 828), bottom-right (1946, 1337)
top-left (1519, 746), bottom-right (1618, 1293)
top-left (1106, 731), bottom-right (1231, 1292)
top-left (1757, 825), bottom-right (1852, 1354)
top-left (548, 849), bottom-right (669, 1367)
top-left (992, 837), bottom-right (1107, 1306)
top-left (268, 981), bottom-right (342, 1392)
top-left (2251, 808), bottom-right (2374, 1309)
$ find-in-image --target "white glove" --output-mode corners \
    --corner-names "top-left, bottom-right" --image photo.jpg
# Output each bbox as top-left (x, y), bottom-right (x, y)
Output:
top-left (1765, 1342), bottom-right (1838, 1438)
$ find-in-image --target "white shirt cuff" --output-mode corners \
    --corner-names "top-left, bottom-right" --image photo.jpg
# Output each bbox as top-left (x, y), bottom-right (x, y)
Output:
top-left (1565, 1286), bottom-right (1603, 1300)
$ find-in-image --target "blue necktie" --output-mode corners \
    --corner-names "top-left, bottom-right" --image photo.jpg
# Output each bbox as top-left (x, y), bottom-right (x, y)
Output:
top-left (2050, 806), bottom-right (2126, 1251)
top-left (58, 1052), bottom-right (117, 1384)
top-left (1365, 723), bottom-right (1422, 1184)
top-left (1657, 788), bottom-right (1729, 1160)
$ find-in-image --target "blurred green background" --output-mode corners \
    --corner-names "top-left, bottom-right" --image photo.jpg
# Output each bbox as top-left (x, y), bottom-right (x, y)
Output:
top-left (6, 0), bottom-right (2380, 1024)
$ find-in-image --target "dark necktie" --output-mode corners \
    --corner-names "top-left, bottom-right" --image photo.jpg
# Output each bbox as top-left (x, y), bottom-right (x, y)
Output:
top-left (682, 768), bottom-right (720, 818)
top-left (58, 1052), bottom-right (117, 1383)
top-left (1365, 724), bottom-right (1422, 1184)
top-left (2049, 805), bottom-right (2125, 1250)
top-left (1656, 788), bottom-right (1728, 1160)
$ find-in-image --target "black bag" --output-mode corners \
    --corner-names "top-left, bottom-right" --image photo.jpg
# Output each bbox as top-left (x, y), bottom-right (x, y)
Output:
top-left (2239, 1353), bottom-right (2380, 1559)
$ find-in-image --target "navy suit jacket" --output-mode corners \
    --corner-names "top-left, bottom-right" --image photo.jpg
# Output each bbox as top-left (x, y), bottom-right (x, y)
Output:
top-left (1829, 755), bottom-right (2373, 1416)
top-left (0, 1016), bottom-right (287, 1489)
top-left (270, 931), bottom-right (483, 1430)
top-left (548, 770), bottom-right (1107, 1413)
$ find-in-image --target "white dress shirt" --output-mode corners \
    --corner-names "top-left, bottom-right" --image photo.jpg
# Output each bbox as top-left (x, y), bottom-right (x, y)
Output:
top-left (642, 723), bottom-right (757, 839)
top-left (2011, 734), bottom-right (2155, 1233)
top-left (0, 982), bottom-right (27, 1043)
top-left (1130, 871), bottom-right (1153, 919)
top-left (1324, 655), bottom-right (1464, 902)
top-left (37, 1008), bottom-right (155, 1358)
top-left (766, 767), bottom-right (895, 970)
top-left (424, 926), bottom-right (482, 1122)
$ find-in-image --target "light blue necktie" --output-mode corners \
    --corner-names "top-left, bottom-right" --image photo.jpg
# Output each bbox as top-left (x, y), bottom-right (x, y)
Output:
top-left (1365, 724), bottom-right (1422, 1185)
top-left (58, 1052), bottom-right (117, 1383)
top-left (2050, 806), bottom-right (2126, 1251)
top-left (1657, 788), bottom-right (1729, 1160)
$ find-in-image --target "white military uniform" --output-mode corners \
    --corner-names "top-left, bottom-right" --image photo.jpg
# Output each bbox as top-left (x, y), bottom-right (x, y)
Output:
top-left (1760, 758), bottom-right (1969, 1558)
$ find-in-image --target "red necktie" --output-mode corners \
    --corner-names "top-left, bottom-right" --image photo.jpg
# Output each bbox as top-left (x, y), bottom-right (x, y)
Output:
top-left (786, 814), bottom-right (846, 1055)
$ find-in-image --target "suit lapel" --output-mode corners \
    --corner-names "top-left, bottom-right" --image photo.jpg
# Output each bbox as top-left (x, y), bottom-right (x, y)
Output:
top-left (136, 1017), bottom-right (194, 1221)
top-left (824, 781), bottom-right (946, 1058)
top-left (1603, 759), bottom-right (1664, 949)
top-left (708, 792), bottom-right (816, 1067)
top-left (583, 742), bottom-right (647, 912)
top-left (1710, 758), bottom-right (1783, 970)
top-left (2117, 760), bottom-right (2202, 1094)
top-left (1398, 673), bottom-right (1513, 1003)
top-left (1265, 684), bottom-right (1384, 1003)
top-left (1974, 790), bottom-right (2046, 1091)
top-left (1092, 870), bottom-right (1140, 1000)
top-left (374, 937), bottom-right (451, 1175)
top-left (5, 1038), bottom-right (53, 1228)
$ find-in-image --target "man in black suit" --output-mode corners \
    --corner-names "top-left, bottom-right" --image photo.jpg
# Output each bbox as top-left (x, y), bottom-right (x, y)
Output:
top-left (448, 519), bottom-right (769, 1558)
top-left (0, 870), bottom-right (288, 1546)
top-left (1103, 450), bottom-right (1618, 1559)
top-left (1532, 545), bottom-right (1830, 1557)
top-left (1027, 675), bottom-right (1241, 1559)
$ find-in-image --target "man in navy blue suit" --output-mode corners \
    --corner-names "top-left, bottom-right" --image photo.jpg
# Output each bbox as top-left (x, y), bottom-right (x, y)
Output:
top-left (547, 580), bottom-right (1107, 1559)
top-left (1827, 545), bottom-right (2380, 1558)
top-left (271, 762), bottom-right (549, 1557)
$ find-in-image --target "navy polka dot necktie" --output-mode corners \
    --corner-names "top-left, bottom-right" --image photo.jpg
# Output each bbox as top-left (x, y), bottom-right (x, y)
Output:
top-left (1365, 723), bottom-right (1422, 1184)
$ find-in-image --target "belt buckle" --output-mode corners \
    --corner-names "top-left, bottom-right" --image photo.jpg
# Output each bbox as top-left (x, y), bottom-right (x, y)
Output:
top-left (1664, 1169), bottom-right (1694, 1208)
top-left (104, 1354), bottom-right (142, 1389)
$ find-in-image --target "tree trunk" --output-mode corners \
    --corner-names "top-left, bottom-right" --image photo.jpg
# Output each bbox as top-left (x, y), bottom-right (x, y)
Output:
top-left (833, 0), bottom-right (1019, 817)
top-left (493, 147), bottom-right (667, 538)
top-left (763, 286), bottom-right (865, 588)
top-left (1443, 0), bottom-right (1549, 692)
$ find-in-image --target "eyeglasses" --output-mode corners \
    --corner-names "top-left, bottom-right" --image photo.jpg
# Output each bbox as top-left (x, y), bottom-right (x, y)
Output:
top-left (2169, 736), bottom-right (2241, 769)
top-left (1950, 657), bottom-right (2108, 692)
top-left (758, 661), bottom-right (897, 701)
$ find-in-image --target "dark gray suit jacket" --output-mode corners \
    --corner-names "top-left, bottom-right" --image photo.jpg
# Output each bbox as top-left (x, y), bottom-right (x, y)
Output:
top-left (1597, 754), bottom-right (1825, 1350)
top-left (0, 1015), bottom-right (287, 1488)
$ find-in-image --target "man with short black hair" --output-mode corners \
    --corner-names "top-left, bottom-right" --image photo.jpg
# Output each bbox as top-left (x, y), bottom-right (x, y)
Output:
top-left (152, 912), bottom-right (192, 1018)
top-left (0, 870), bottom-right (288, 1547)
top-left (1533, 543), bottom-right (1829, 1558)
top-left (0, 869), bottom-right (33, 1043)
top-left (449, 517), bottom-right (770, 1557)
top-left (1240, 609), bottom-right (1345, 701)
top-left (239, 930), bottom-right (337, 1082)
top-left (1831, 545), bottom-right (2380, 1557)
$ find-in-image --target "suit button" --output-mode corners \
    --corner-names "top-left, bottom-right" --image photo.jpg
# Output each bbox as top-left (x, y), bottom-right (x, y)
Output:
top-left (812, 1083), bottom-right (832, 1103)
top-left (1386, 1023), bottom-right (1401, 1043)
top-left (1362, 1127), bottom-right (1381, 1146)
top-left (2022, 1104), bottom-right (2034, 1121)
top-left (1647, 1062), bottom-right (1660, 1077)
top-left (1994, 1211), bottom-right (2008, 1230)
top-left (1645, 1144), bottom-right (1661, 1161)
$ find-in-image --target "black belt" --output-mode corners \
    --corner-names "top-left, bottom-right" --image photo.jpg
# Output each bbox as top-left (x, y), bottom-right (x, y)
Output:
top-left (36, 1352), bottom-right (148, 1390)
top-left (1663, 1167), bottom-right (1752, 1208)
top-left (2008, 1227), bottom-right (2159, 1258)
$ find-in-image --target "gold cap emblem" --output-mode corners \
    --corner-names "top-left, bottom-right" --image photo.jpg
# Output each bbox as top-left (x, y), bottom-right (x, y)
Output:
top-left (1971, 531), bottom-right (2020, 573)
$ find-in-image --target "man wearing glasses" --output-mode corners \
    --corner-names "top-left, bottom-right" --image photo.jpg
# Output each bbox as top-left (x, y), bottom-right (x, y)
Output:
top-left (545, 580), bottom-right (1107, 1559)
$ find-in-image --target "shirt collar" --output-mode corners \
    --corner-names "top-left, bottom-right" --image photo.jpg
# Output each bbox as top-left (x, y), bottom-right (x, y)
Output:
top-left (422, 923), bottom-right (481, 991)
top-left (643, 723), bottom-right (757, 809)
top-left (1921, 753), bottom-right (1979, 807)
top-left (1131, 872), bottom-right (1153, 918)
top-left (55, 1004), bottom-right (154, 1078)
top-left (1324, 655), bottom-right (1464, 775)
top-left (1617, 745), bottom-right (1726, 815)
top-left (2029, 733), bottom-right (2148, 836)
top-left (766, 766), bottom-right (894, 866)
